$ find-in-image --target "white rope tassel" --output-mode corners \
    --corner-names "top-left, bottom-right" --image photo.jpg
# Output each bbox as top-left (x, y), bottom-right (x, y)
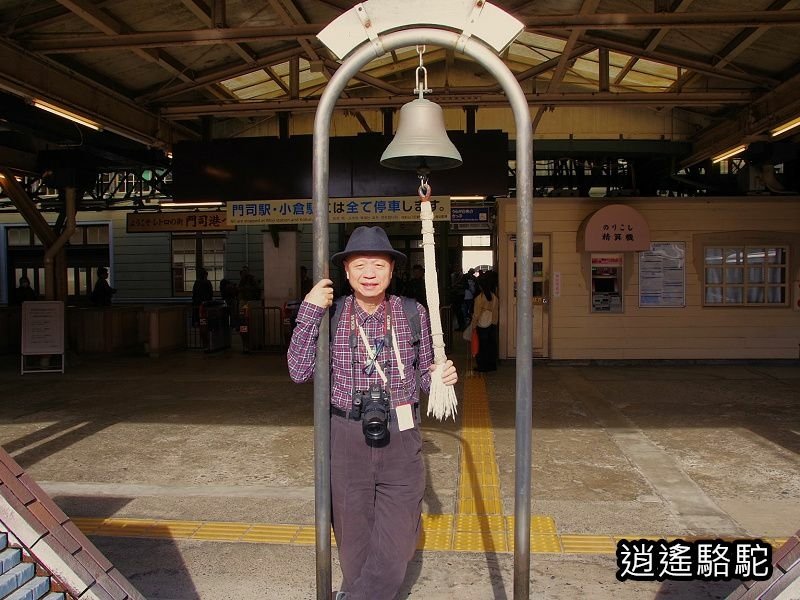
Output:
top-left (419, 185), bottom-right (458, 421)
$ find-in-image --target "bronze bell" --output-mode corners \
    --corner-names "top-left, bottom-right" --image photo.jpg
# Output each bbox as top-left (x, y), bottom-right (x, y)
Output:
top-left (380, 98), bottom-right (462, 172)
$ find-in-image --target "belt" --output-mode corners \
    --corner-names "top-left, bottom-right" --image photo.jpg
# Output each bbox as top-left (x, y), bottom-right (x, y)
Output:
top-left (331, 403), bottom-right (420, 423)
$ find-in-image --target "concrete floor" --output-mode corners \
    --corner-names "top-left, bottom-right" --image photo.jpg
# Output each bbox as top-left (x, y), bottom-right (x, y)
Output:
top-left (0, 347), bottom-right (798, 600)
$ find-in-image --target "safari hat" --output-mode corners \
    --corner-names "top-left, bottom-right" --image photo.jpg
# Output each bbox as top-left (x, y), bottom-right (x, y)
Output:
top-left (331, 226), bottom-right (407, 267)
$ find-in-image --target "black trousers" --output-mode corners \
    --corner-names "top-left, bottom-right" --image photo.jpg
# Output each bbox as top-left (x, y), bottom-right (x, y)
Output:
top-left (475, 324), bottom-right (498, 371)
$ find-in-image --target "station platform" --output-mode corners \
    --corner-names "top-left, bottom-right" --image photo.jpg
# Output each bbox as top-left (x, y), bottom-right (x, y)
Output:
top-left (0, 345), bottom-right (798, 599)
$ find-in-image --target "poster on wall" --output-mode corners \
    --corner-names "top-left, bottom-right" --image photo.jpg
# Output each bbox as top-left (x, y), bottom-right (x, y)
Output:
top-left (638, 242), bottom-right (686, 307)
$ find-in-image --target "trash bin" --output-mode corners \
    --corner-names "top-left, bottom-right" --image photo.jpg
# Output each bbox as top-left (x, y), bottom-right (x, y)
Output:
top-left (200, 300), bottom-right (231, 352)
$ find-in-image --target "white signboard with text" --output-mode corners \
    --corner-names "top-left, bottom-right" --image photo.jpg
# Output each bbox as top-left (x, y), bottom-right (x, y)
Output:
top-left (22, 301), bottom-right (64, 355)
top-left (21, 301), bottom-right (65, 374)
top-left (638, 242), bottom-right (686, 308)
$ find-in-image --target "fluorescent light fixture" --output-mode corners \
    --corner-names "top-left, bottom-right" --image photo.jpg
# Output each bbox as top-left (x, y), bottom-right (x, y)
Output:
top-left (159, 201), bottom-right (224, 208)
top-left (770, 116), bottom-right (800, 137)
top-left (33, 99), bottom-right (101, 130)
top-left (450, 195), bottom-right (486, 201)
top-left (712, 144), bottom-right (747, 164)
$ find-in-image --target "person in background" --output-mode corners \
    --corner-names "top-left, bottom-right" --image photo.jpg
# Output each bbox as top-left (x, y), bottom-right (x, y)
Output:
top-left (470, 270), bottom-right (499, 372)
top-left (461, 268), bottom-right (477, 326)
top-left (449, 264), bottom-right (465, 330)
top-left (238, 265), bottom-right (259, 303)
top-left (299, 265), bottom-right (312, 298)
top-left (13, 276), bottom-right (37, 304)
top-left (192, 268), bottom-right (214, 325)
top-left (404, 264), bottom-right (427, 309)
top-left (90, 267), bottom-right (116, 306)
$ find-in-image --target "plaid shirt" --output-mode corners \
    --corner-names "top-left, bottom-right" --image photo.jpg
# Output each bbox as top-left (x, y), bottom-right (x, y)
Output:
top-left (287, 295), bottom-right (433, 410)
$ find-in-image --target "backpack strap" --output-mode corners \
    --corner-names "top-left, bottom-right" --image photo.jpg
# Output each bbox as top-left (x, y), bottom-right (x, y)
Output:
top-left (400, 295), bottom-right (422, 370)
top-left (329, 295), bottom-right (347, 345)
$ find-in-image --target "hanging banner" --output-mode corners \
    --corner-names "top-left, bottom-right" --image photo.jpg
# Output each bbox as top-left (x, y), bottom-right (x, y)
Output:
top-left (227, 196), bottom-right (450, 225)
top-left (127, 211), bottom-right (235, 233)
top-left (639, 242), bottom-right (686, 307)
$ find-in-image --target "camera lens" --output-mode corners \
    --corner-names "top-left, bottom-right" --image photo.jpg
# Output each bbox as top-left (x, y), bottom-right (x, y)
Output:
top-left (362, 400), bottom-right (388, 441)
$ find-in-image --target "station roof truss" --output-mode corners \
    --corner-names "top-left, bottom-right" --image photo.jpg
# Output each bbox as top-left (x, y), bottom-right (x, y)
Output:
top-left (0, 0), bottom-right (799, 170)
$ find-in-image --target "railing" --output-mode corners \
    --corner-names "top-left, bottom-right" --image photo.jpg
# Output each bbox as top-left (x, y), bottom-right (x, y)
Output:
top-left (240, 303), bottom-right (286, 353)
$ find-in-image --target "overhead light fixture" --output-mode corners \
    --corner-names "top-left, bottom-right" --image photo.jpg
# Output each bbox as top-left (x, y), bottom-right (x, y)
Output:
top-left (712, 144), bottom-right (747, 164)
top-left (159, 201), bottom-right (224, 208)
top-left (770, 116), bottom-right (800, 138)
top-left (450, 196), bottom-right (486, 201)
top-left (32, 99), bottom-right (101, 131)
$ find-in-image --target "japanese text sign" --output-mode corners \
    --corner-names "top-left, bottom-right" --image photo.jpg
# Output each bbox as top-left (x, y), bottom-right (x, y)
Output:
top-left (127, 211), bottom-right (235, 233)
top-left (227, 196), bottom-right (451, 225)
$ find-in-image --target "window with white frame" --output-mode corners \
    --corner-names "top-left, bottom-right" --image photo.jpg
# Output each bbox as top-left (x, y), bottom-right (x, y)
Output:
top-left (171, 234), bottom-right (225, 296)
top-left (704, 246), bottom-right (788, 306)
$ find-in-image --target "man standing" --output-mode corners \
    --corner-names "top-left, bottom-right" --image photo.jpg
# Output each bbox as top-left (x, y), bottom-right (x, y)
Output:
top-left (288, 226), bottom-right (457, 600)
top-left (90, 267), bottom-right (116, 306)
top-left (13, 276), bottom-right (37, 304)
top-left (404, 264), bottom-right (427, 309)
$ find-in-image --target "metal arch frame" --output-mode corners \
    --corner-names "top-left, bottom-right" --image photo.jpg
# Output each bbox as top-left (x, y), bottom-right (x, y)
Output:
top-left (312, 28), bottom-right (533, 600)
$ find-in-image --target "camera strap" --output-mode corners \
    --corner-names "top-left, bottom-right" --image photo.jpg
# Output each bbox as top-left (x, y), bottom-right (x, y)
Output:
top-left (357, 323), bottom-right (388, 385)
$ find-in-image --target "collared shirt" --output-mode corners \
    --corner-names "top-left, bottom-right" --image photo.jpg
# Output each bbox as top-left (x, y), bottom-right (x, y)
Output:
top-left (287, 295), bottom-right (433, 410)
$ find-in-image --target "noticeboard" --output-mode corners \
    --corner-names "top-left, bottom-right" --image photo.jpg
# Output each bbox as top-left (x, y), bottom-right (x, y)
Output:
top-left (21, 301), bottom-right (64, 355)
top-left (638, 242), bottom-right (686, 308)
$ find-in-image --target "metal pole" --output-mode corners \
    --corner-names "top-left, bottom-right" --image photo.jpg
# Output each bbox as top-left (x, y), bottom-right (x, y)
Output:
top-left (312, 93), bottom-right (332, 600)
top-left (312, 28), bottom-right (533, 599)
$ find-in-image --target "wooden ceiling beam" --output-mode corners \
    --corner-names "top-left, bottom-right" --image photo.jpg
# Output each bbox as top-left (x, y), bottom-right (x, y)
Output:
top-left (54, 0), bottom-right (197, 85)
top-left (157, 91), bottom-right (755, 118)
top-left (613, 0), bottom-right (696, 85)
top-left (523, 10), bottom-right (800, 30)
top-left (179, 0), bottom-right (258, 65)
top-left (139, 45), bottom-right (305, 103)
top-left (532, 0), bottom-right (601, 131)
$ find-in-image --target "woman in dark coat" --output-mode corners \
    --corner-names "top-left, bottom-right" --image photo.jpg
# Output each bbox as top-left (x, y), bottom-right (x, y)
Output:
top-left (470, 270), bottom-right (499, 372)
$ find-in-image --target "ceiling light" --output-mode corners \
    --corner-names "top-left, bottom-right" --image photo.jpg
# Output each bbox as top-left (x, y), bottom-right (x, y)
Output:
top-left (33, 99), bottom-right (101, 130)
top-left (159, 201), bottom-right (223, 208)
top-left (450, 196), bottom-right (487, 201)
top-left (770, 116), bottom-right (800, 137)
top-left (711, 144), bottom-right (747, 164)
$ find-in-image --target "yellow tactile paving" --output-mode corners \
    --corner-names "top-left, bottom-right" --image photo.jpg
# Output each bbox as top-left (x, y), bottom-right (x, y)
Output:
top-left (241, 525), bottom-right (300, 544)
top-left (457, 498), bottom-right (504, 515)
top-left (454, 530), bottom-right (508, 552)
top-left (293, 526), bottom-right (332, 545)
top-left (68, 516), bottom-right (787, 557)
top-left (560, 535), bottom-right (617, 554)
top-left (506, 515), bottom-right (558, 535)
top-left (191, 523), bottom-right (250, 541)
top-left (507, 534), bottom-right (562, 554)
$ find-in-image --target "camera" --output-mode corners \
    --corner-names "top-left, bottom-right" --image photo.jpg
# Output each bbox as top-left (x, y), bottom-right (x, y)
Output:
top-left (353, 384), bottom-right (391, 441)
